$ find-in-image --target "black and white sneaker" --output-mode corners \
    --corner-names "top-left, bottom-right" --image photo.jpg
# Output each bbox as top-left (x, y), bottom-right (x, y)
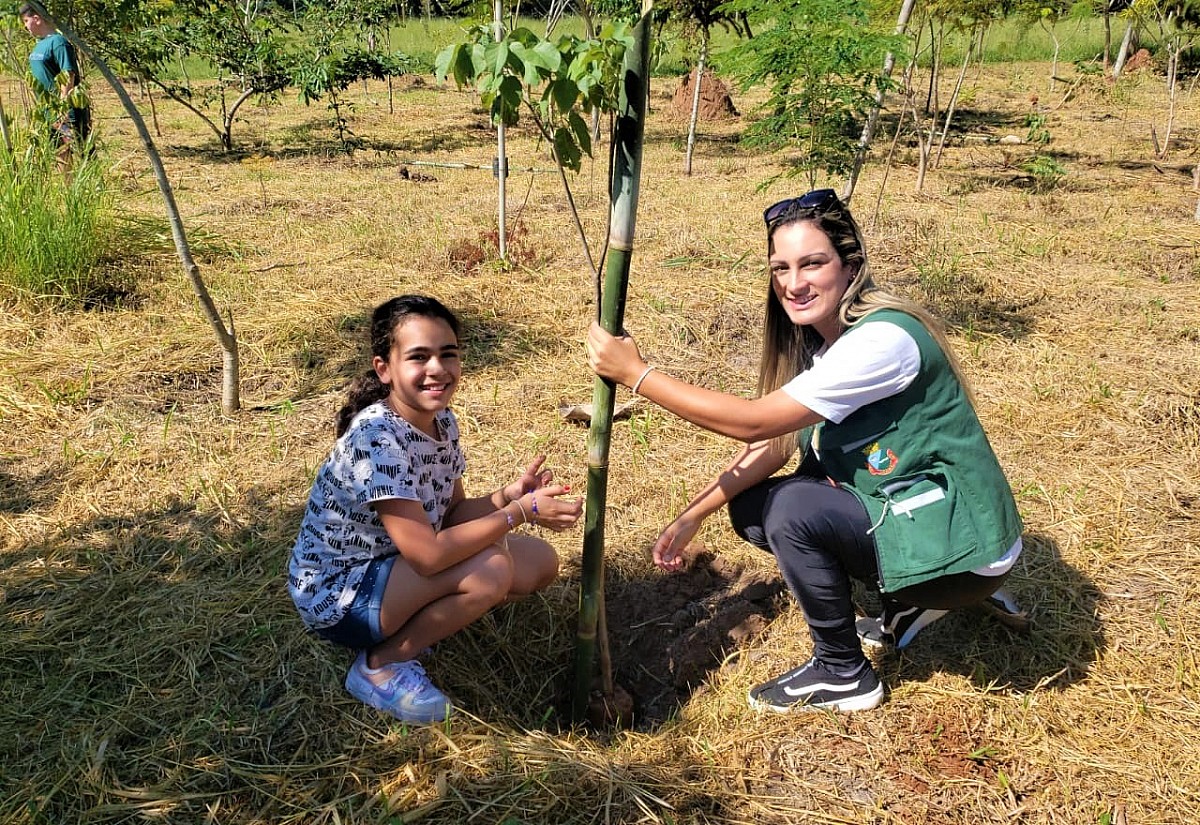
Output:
top-left (856, 600), bottom-right (949, 650)
top-left (747, 657), bottom-right (884, 713)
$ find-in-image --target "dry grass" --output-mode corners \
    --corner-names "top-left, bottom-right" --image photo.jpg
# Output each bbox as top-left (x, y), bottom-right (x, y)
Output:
top-left (1, 61), bottom-right (1199, 824)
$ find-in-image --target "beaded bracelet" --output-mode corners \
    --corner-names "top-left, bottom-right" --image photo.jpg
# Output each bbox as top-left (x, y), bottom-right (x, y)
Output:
top-left (504, 510), bottom-right (516, 531)
top-left (530, 496), bottom-right (540, 525)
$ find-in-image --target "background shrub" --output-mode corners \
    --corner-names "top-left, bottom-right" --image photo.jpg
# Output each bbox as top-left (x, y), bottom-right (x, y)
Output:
top-left (0, 141), bottom-right (121, 306)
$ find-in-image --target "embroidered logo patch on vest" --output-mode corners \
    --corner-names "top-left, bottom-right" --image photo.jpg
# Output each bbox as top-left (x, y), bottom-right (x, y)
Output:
top-left (863, 441), bottom-right (898, 476)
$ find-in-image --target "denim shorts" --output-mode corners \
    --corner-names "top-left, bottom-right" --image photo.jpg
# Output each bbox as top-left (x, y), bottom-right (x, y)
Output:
top-left (314, 555), bottom-right (396, 649)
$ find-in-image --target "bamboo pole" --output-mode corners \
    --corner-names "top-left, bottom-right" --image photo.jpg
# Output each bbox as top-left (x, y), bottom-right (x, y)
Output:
top-left (494, 0), bottom-right (507, 260)
top-left (571, 1), bottom-right (652, 724)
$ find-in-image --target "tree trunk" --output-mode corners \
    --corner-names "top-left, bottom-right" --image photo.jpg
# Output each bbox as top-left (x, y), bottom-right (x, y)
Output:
top-left (387, 25), bottom-right (395, 114)
top-left (925, 17), bottom-right (941, 116)
top-left (933, 25), bottom-right (974, 170)
top-left (843, 0), bottom-right (917, 203)
top-left (146, 82), bottom-right (162, 137)
top-left (574, 0), bottom-right (604, 143)
top-left (1103, 6), bottom-right (1112, 73)
top-left (902, 59), bottom-right (932, 194)
top-left (684, 34), bottom-right (707, 176)
top-left (1161, 40), bottom-right (1179, 159)
top-left (572, 1), bottom-right (652, 725)
top-left (1112, 21), bottom-right (1134, 79)
top-left (145, 74), bottom-right (230, 149)
top-left (1193, 165), bottom-right (1199, 221)
top-left (34, 3), bottom-right (241, 414)
top-left (1043, 21), bottom-right (1061, 91)
top-left (222, 85), bottom-right (266, 152)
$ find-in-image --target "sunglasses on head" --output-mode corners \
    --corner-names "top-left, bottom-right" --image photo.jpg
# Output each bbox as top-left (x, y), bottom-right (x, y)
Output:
top-left (762, 188), bottom-right (841, 226)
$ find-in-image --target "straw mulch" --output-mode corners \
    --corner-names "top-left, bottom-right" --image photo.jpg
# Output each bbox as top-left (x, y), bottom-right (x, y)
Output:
top-left (1, 62), bottom-right (1198, 823)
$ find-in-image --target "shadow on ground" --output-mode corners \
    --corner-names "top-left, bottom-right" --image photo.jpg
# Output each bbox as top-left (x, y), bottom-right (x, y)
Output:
top-left (587, 529), bottom-right (1102, 729)
top-left (880, 530), bottom-right (1104, 694)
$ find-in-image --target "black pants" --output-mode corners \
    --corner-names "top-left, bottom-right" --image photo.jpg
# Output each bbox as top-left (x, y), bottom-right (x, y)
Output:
top-left (728, 463), bottom-right (1006, 671)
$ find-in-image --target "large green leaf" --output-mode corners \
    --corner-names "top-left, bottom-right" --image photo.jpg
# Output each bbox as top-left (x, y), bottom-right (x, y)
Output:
top-left (433, 43), bottom-right (455, 83)
top-left (553, 125), bottom-right (582, 172)
top-left (549, 77), bottom-right (580, 115)
top-left (495, 74), bottom-right (523, 127)
top-left (485, 39), bottom-right (510, 78)
top-left (508, 42), bottom-right (543, 88)
top-left (568, 109), bottom-right (591, 157)
top-left (532, 39), bottom-right (563, 73)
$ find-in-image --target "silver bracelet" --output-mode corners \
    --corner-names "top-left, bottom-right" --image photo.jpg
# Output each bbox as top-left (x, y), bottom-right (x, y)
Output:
top-left (632, 365), bottom-right (655, 395)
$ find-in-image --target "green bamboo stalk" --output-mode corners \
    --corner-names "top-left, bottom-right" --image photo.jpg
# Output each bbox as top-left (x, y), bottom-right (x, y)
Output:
top-left (571, 2), bottom-right (652, 724)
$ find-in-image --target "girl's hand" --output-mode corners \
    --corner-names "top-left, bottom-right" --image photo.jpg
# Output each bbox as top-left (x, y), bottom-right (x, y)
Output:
top-left (520, 486), bottom-right (582, 532)
top-left (503, 455), bottom-right (553, 504)
top-left (586, 321), bottom-right (646, 387)
top-left (652, 516), bottom-right (701, 572)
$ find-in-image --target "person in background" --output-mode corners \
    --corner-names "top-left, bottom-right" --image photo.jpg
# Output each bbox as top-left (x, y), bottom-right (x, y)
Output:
top-left (587, 189), bottom-right (1024, 713)
top-left (19, 3), bottom-right (91, 166)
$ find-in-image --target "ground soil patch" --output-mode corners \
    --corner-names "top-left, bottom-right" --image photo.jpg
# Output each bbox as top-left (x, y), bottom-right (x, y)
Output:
top-left (599, 549), bottom-right (786, 726)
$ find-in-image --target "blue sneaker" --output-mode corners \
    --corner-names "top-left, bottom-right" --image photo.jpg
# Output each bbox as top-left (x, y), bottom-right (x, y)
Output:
top-left (344, 651), bottom-right (452, 723)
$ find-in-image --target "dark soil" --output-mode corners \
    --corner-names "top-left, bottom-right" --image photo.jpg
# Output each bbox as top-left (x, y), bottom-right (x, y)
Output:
top-left (597, 548), bottom-right (788, 729)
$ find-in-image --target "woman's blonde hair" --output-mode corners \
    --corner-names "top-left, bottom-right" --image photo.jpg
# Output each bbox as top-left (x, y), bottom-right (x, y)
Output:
top-left (757, 197), bottom-right (972, 455)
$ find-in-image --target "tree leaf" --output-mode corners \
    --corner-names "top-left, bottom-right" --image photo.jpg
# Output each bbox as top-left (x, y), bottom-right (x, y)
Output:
top-left (532, 39), bottom-right (563, 73)
top-left (509, 42), bottom-right (542, 87)
top-left (470, 43), bottom-right (488, 79)
top-left (485, 39), bottom-right (510, 78)
top-left (549, 77), bottom-right (580, 114)
top-left (554, 125), bottom-right (581, 172)
top-left (433, 44), bottom-right (456, 84)
top-left (569, 109), bottom-right (591, 157)
top-left (496, 74), bottom-right (523, 127)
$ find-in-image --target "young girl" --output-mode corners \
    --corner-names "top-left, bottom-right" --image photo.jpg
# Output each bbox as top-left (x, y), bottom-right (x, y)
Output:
top-left (290, 295), bottom-right (582, 723)
top-left (587, 190), bottom-right (1023, 713)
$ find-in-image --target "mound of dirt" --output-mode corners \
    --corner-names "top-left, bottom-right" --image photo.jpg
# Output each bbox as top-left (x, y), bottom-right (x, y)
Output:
top-left (671, 70), bottom-right (739, 121)
top-left (1124, 48), bottom-right (1152, 72)
top-left (601, 549), bottom-right (786, 727)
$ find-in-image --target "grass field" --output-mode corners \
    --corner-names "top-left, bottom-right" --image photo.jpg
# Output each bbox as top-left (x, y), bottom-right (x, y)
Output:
top-left (1, 44), bottom-right (1199, 825)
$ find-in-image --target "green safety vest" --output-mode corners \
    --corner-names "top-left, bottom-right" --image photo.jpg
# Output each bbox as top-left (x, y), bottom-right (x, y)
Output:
top-left (813, 309), bottom-right (1023, 592)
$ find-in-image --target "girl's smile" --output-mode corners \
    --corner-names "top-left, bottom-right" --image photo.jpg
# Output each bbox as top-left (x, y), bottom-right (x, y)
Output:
top-left (769, 221), bottom-right (855, 344)
top-left (373, 315), bottom-right (461, 435)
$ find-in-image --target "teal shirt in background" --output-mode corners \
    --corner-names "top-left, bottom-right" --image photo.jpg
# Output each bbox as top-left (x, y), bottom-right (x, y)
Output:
top-left (29, 32), bottom-right (76, 94)
top-left (28, 31), bottom-right (87, 126)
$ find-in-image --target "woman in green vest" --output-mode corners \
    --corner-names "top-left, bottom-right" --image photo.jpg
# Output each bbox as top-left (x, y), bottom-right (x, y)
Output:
top-left (586, 189), bottom-right (1024, 712)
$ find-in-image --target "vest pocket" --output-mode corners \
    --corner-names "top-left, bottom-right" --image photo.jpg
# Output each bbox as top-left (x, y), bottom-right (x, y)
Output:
top-left (868, 471), bottom-right (982, 588)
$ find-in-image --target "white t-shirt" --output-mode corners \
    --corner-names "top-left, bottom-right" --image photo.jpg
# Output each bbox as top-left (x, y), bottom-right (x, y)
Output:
top-left (781, 320), bottom-right (921, 424)
top-left (288, 403), bottom-right (466, 629)
top-left (780, 319), bottom-right (1020, 575)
